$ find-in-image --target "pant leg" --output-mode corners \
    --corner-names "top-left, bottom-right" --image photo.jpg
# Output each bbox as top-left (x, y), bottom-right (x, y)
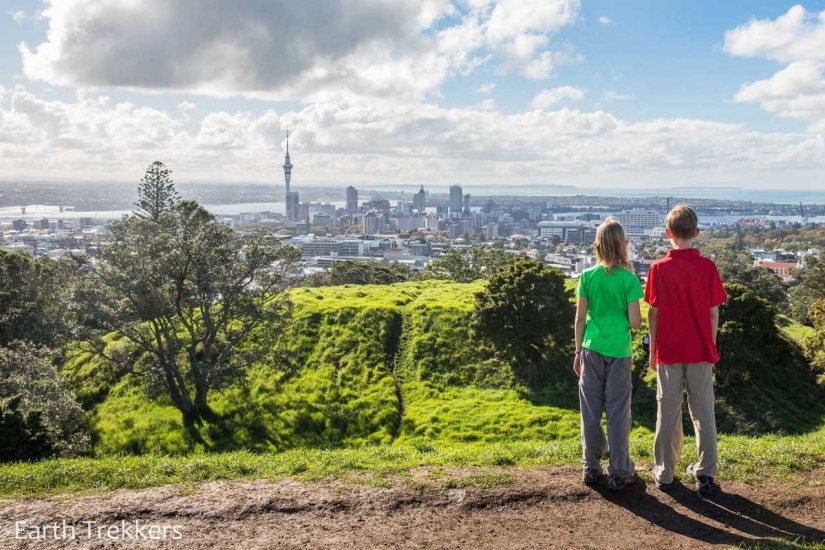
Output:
top-left (579, 349), bottom-right (608, 470)
top-left (685, 362), bottom-right (717, 478)
top-left (652, 363), bottom-right (685, 485)
top-left (603, 355), bottom-right (635, 477)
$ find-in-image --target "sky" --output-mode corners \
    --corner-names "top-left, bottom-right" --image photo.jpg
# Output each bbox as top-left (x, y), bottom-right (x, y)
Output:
top-left (1, 0), bottom-right (825, 190)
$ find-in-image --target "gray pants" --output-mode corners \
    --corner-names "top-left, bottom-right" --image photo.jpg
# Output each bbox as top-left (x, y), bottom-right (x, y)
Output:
top-left (579, 349), bottom-right (634, 476)
top-left (652, 363), bottom-right (717, 485)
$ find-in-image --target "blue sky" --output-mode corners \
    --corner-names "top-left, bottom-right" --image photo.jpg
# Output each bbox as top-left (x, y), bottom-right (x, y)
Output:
top-left (1, 1), bottom-right (825, 188)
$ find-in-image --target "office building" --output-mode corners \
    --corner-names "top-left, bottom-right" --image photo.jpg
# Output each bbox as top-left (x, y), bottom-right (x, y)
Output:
top-left (413, 185), bottom-right (426, 211)
top-left (449, 185), bottom-right (463, 216)
top-left (346, 186), bottom-right (358, 214)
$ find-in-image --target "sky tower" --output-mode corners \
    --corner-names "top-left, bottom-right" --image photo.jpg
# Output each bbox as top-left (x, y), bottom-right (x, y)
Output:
top-left (283, 130), bottom-right (293, 196)
top-left (283, 130), bottom-right (299, 222)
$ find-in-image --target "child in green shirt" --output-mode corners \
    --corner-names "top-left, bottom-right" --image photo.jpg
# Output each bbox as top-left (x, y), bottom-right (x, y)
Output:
top-left (574, 218), bottom-right (644, 490)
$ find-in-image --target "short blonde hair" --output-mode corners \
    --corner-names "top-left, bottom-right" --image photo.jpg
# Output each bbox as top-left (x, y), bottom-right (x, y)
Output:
top-left (666, 204), bottom-right (698, 239)
top-left (593, 217), bottom-right (631, 272)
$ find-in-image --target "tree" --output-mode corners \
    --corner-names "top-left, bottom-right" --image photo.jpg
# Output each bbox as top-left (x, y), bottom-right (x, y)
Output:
top-left (76, 201), bottom-right (301, 431)
top-left (0, 343), bottom-right (90, 457)
top-left (714, 284), bottom-right (825, 434)
top-left (135, 161), bottom-right (179, 221)
top-left (0, 396), bottom-right (53, 462)
top-left (789, 256), bottom-right (825, 325)
top-left (425, 246), bottom-right (511, 283)
top-left (472, 257), bottom-right (574, 387)
top-left (328, 260), bottom-right (414, 286)
top-left (0, 251), bottom-right (76, 348)
top-left (707, 248), bottom-right (788, 309)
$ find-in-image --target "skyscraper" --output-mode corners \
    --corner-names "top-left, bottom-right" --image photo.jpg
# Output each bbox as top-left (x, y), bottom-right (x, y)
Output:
top-left (283, 131), bottom-right (294, 221)
top-left (463, 193), bottom-right (471, 215)
top-left (413, 185), bottom-right (426, 211)
top-left (346, 186), bottom-right (358, 214)
top-left (449, 185), bottom-right (463, 216)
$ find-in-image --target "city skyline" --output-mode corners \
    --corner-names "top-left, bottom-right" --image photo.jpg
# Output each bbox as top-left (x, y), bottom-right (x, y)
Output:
top-left (1, 1), bottom-right (825, 189)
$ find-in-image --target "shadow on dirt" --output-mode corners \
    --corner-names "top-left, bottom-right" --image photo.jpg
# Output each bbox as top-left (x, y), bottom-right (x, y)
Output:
top-left (589, 479), bottom-right (825, 548)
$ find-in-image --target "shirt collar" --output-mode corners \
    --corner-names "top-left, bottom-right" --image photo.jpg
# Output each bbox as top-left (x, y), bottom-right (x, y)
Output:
top-left (666, 248), bottom-right (700, 258)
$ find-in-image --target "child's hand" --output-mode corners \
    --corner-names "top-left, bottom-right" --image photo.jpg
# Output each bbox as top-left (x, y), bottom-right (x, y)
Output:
top-left (649, 354), bottom-right (657, 372)
top-left (573, 353), bottom-right (581, 377)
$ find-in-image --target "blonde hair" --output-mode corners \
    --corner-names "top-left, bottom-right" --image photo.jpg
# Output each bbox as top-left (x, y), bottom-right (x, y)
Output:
top-left (593, 217), bottom-right (632, 272)
top-left (666, 204), bottom-right (698, 239)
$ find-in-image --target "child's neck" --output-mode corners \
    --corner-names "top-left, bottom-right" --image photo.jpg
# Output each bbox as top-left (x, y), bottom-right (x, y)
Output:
top-left (670, 238), bottom-right (694, 250)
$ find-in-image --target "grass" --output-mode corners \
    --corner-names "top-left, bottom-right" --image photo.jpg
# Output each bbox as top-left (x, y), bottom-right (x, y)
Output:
top-left (777, 314), bottom-right (816, 345)
top-left (1, 429), bottom-right (824, 498)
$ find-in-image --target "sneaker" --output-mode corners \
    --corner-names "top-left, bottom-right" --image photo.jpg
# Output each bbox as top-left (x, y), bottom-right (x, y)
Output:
top-left (607, 472), bottom-right (637, 491)
top-left (655, 478), bottom-right (677, 492)
top-left (582, 468), bottom-right (603, 485)
top-left (695, 475), bottom-right (720, 498)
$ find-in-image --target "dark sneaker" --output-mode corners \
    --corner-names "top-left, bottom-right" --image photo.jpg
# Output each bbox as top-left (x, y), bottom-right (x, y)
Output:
top-left (607, 472), bottom-right (637, 491)
top-left (696, 476), bottom-right (720, 498)
top-left (655, 479), bottom-right (677, 492)
top-left (582, 468), bottom-right (603, 485)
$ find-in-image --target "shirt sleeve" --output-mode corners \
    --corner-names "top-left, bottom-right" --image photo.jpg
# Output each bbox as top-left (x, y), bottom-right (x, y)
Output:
top-left (644, 264), bottom-right (658, 306)
top-left (710, 263), bottom-right (727, 307)
top-left (577, 272), bottom-right (588, 298)
top-left (626, 273), bottom-right (644, 303)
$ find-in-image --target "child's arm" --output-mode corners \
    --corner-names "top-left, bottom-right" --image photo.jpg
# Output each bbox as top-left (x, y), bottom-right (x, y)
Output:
top-left (648, 306), bottom-right (658, 371)
top-left (573, 296), bottom-right (588, 376)
top-left (710, 306), bottom-right (719, 345)
top-left (628, 301), bottom-right (642, 329)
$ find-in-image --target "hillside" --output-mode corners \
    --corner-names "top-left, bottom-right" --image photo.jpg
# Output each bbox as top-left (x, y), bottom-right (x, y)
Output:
top-left (63, 280), bottom-right (825, 456)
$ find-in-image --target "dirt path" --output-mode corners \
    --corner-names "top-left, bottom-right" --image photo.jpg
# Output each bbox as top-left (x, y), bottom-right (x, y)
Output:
top-left (2, 467), bottom-right (825, 549)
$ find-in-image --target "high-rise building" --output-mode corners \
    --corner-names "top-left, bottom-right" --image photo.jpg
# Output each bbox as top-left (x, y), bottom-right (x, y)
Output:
top-left (463, 194), bottom-right (471, 215)
top-left (449, 185), bottom-right (463, 215)
top-left (283, 131), bottom-right (295, 221)
top-left (346, 186), bottom-right (358, 214)
top-left (286, 192), bottom-right (300, 222)
top-left (363, 211), bottom-right (385, 235)
top-left (413, 185), bottom-right (426, 211)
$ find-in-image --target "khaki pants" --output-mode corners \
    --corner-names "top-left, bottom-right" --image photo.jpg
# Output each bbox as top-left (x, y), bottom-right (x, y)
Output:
top-left (652, 363), bottom-right (717, 484)
top-left (579, 349), bottom-right (634, 477)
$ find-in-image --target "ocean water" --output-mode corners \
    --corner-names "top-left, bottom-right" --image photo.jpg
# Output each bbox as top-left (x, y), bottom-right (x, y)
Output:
top-left (464, 187), bottom-right (825, 204)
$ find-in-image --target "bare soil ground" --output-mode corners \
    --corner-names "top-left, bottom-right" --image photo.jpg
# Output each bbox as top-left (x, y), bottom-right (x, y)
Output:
top-left (2, 467), bottom-right (825, 549)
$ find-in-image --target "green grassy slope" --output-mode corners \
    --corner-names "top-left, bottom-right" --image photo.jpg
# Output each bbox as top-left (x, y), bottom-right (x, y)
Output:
top-left (63, 279), bottom-right (824, 456)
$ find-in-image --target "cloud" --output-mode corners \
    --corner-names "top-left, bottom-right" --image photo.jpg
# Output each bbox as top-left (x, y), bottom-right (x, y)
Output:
top-left (20, 0), bottom-right (456, 102)
top-left (2, 87), bottom-right (824, 185)
top-left (724, 6), bottom-right (825, 130)
top-left (9, 10), bottom-right (26, 23)
top-left (598, 16), bottom-right (615, 26)
top-left (20, 0), bottom-right (581, 101)
top-left (530, 86), bottom-right (585, 109)
top-left (723, 5), bottom-right (825, 63)
top-left (476, 83), bottom-right (496, 94)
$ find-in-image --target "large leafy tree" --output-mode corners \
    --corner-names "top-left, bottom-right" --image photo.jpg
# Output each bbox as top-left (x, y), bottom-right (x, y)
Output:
top-left (77, 200), bottom-right (301, 430)
top-left (135, 161), bottom-right (179, 221)
top-left (472, 257), bottom-right (574, 387)
top-left (425, 246), bottom-right (512, 283)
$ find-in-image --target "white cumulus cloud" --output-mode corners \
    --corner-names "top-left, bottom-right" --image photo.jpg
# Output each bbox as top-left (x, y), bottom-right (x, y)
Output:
top-left (724, 5), bottom-right (825, 130)
top-left (598, 16), bottom-right (615, 26)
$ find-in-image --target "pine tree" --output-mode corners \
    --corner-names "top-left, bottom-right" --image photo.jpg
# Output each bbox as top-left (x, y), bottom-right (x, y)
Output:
top-left (135, 161), bottom-right (179, 221)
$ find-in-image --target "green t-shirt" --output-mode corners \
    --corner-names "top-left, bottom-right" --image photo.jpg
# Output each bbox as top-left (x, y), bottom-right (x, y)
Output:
top-left (577, 264), bottom-right (644, 359)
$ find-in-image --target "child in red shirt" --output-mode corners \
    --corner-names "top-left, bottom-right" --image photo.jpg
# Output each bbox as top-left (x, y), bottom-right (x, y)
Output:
top-left (645, 204), bottom-right (727, 498)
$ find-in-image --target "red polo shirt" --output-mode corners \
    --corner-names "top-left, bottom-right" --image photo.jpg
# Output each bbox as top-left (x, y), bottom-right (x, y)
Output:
top-left (644, 248), bottom-right (727, 365)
